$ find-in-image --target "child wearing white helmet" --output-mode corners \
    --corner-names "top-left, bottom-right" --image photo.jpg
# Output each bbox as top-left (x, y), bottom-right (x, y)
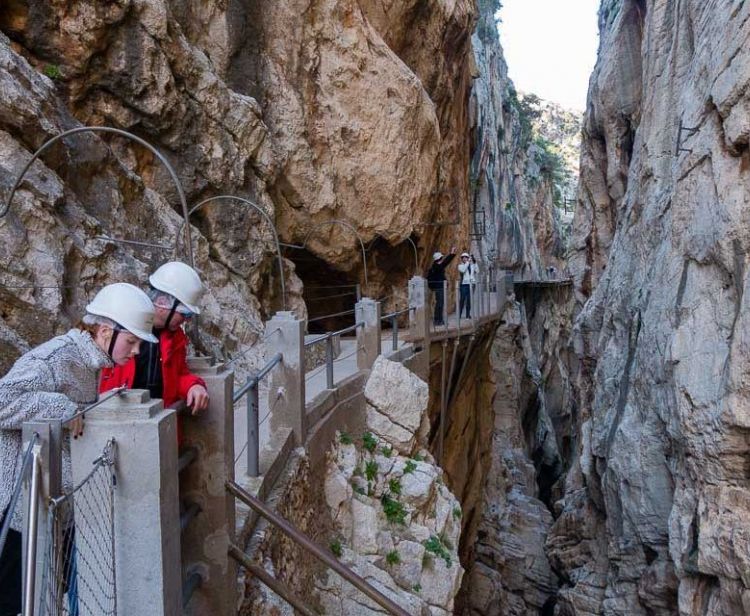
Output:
top-left (100, 261), bottom-right (209, 423)
top-left (0, 283), bottom-right (156, 616)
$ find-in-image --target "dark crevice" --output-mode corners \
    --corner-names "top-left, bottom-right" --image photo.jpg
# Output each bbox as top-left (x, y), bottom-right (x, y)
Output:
top-left (285, 247), bottom-right (359, 333)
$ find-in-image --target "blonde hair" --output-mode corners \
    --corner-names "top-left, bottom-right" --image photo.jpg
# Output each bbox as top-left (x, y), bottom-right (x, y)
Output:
top-left (76, 314), bottom-right (117, 336)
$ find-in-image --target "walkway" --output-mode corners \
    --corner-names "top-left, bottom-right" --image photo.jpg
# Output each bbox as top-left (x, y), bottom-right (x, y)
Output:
top-left (233, 333), bottom-right (408, 484)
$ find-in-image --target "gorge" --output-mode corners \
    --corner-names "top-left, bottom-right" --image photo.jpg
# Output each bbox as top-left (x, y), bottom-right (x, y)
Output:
top-left (1, 1), bottom-right (749, 615)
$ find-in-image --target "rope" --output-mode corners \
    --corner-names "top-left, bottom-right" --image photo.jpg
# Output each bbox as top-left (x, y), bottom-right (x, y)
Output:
top-left (304, 344), bottom-right (361, 383)
top-left (223, 328), bottom-right (281, 367)
top-left (306, 291), bottom-right (357, 302)
top-left (50, 439), bottom-right (116, 508)
top-left (304, 284), bottom-right (359, 289)
top-left (234, 388), bottom-right (283, 465)
top-left (307, 308), bottom-right (356, 323)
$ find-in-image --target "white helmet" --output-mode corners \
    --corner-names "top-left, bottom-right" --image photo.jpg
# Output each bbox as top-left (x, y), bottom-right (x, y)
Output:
top-left (461, 252), bottom-right (470, 258)
top-left (86, 283), bottom-right (158, 343)
top-left (149, 261), bottom-right (204, 314)
top-left (433, 252), bottom-right (444, 261)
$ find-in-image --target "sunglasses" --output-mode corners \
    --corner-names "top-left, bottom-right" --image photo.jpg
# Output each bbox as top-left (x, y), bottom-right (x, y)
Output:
top-left (174, 304), bottom-right (195, 319)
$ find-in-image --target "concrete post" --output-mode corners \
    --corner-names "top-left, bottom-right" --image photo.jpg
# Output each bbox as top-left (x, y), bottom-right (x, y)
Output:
top-left (408, 276), bottom-right (430, 380)
top-left (356, 298), bottom-right (381, 370)
top-left (266, 311), bottom-right (306, 445)
top-left (71, 390), bottom-right (181, 616)
top-left (181, 357), bottom-right (236, 616)
top-left (408, 276), bottom-right (430, 343)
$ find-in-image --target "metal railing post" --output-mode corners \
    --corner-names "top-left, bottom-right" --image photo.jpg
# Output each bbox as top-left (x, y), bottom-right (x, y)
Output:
top-left (21, 422), bottom-right (53, 616)
top-left (325, 336), bottom-right (335, 389)
top-left (408, 277), bottom-right (430, 379)
top-left (246, 376), bottom-right (260, 477)
top-left (455, 281), bottom-right (461, 327)
top-left (442, 279), bottom-right (448, 329)
top-left (22, 444), bottom-right (41, 616)
top-left (439, 341), bottom-right (448, 463)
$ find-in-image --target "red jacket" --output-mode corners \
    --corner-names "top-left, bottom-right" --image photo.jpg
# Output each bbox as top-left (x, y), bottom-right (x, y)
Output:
top-left (99, 327), bottom-right (205, 408)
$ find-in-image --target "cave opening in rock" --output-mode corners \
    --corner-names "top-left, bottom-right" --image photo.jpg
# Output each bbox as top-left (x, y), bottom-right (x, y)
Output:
top-left (284, 247), bottom-right (361, 333)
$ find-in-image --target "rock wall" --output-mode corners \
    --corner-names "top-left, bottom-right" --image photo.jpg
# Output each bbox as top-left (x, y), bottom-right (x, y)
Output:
top-left (447, 4), bottom-right (575, 614)
top-left (242, 357), bottom-right (465, 614)
top-left (469, 23), bottom-right (566, 279)
top-left (553, 1), bottom-right (750, 614)
top-left (0, 0), bottom-right (482, 367)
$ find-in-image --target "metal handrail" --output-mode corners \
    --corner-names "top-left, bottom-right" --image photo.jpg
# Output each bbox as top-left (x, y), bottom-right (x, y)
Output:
top-left (0, 126), bottom-right (195, 266)
top-left (180, 501), bottom-right (202, 532)
top-left (380, 307), bottom-right (414, 352)
top-left (178, 447), bottom-right (198, 473)
top-left (232, 352), bottom-right (284, 477)
top-left (232, 353), bottom-right (283, 403)
top-left (307, 307), bottom-right (357, 324)
top-left (228, 545), bottom-right (316, 616)
top-left (380, 307), bottom-right (414, 320)
top-left (182, 570), bottom-right (203, 608)
top-left (303, 322), bottom-right (362, 348)
top-left (61, 386), bottom-right (127, 427)
top-left (22, 442), bottom-right (42, 616)
top-left (226, 480), bottom-right (410, 616)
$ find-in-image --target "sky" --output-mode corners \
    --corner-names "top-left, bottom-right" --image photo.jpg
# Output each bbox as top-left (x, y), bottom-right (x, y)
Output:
top-left (498, 0), bottom-right (600, 111)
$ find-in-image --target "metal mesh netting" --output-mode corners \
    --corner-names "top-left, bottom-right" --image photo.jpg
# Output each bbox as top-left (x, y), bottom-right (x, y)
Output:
top-left (38, 440), bottom-right (117, 616)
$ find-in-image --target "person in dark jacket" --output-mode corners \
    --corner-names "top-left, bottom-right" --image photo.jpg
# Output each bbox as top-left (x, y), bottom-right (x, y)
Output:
top-left (426, 247), bottom-right (456, 325)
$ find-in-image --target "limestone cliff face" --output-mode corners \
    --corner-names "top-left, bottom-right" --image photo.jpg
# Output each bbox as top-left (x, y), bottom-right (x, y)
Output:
top-left (0, 0), bottom-right (480, 366)
top-left (228, 0), bottom-right (477, 297)
top-left (554, 1), bottom-right (750, 614)
top-left (469, 26), bottom-right (566, 279)
top-left (440, 9), bottom-right (574, 614)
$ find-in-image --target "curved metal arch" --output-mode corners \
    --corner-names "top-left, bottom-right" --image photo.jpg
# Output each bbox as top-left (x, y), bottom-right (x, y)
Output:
top-left (364, 234), bottom-right (419, 275)
top-left (405, 237), bottom-right (419, 275)
top-left (301, 219), bottom-right (369, 289)
top-left (175, 195), bottom-right (287, 311)
top-left (0, 126), bottom-right (194, 266)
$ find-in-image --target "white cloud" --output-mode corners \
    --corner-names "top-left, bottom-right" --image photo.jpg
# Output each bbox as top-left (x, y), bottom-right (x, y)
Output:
top-left (498, 0), bottom-right (600, 111)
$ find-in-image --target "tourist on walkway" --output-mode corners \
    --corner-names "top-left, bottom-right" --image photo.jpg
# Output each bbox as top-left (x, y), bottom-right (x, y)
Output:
top-left (0, 283), bottom-right (157, 616)
top-left (427, 247), bottom-right (456, 325)
top-left (458, 252), bottom-right (479, 318)
top-left (100, 262), bottom-right (209, 430)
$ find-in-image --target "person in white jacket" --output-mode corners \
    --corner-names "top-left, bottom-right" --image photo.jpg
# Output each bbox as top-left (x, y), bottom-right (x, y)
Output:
top-left (458, 252), bottom-right (479, 318)
top-left (0, 283), bottom-right (157, 616)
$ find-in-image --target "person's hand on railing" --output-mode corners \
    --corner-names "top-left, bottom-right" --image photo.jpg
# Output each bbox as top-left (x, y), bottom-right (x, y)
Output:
top-left (186, 384), bottom-right (210, 415)
top-left (70, 415), bottom-right (84, 439)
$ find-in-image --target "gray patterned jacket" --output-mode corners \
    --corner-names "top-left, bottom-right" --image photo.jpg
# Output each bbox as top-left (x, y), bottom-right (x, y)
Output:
top-left (0, 329), bottom-right (112, 530)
